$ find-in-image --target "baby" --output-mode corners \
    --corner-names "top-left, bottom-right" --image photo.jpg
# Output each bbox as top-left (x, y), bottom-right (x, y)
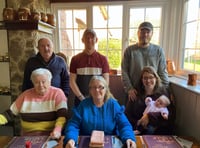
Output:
top-left (134, 95), bottom-right (170, 135)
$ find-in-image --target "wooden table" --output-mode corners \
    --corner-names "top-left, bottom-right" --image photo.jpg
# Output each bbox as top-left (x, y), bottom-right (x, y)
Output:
top-left (1, 135), bottom-right (200, 148)
top-left (33, 135), bottom-right (200, 148)
top-left (136, 136), bottom-right (200, 148)
top-left (0, 136), bottom-right (13, 148)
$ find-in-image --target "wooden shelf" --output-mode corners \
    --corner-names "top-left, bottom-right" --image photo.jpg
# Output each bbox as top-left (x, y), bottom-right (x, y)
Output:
top-left (0, 20), bottom-right (55, 34)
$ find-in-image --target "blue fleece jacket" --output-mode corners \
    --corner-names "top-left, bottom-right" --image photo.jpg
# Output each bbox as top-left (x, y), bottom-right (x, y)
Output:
top-left (64, 97), bottom-right (135, 145)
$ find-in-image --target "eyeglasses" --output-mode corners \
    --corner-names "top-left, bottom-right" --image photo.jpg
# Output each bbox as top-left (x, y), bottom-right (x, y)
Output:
top-left (143, 76), bottom-right (155, 81)
top-left (90, 85), bottom-right (105, 90)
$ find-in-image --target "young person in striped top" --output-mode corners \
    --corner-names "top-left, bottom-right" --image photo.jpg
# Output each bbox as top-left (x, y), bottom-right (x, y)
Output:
top-left (69, 29), bottom-right (110, 107)
top-left (0, 68), bottom-right (68, 139)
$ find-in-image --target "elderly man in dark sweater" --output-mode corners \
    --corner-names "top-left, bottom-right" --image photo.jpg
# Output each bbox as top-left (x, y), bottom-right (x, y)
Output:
top-left (22, 37), bottom-right (69, 97)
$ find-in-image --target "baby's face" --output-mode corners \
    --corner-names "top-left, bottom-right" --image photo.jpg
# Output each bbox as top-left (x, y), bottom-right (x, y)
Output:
top-left (155, 98), bottom-right (166, 108)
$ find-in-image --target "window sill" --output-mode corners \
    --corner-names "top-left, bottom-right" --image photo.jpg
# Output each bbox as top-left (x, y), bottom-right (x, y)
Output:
top-left (169, 76), bottom-right (200, 95)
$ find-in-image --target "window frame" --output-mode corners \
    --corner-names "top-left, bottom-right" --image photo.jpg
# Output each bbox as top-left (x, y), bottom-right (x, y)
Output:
top-left (51, 0), bottom-right (198, 80)
top-left (171, 0), bottom-right (200, 80)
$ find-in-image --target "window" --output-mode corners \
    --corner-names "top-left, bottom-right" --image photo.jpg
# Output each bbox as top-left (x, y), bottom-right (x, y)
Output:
top-left (93, 5), bottom-right (123, 69)
top-left (128, 7), bottom-right (162, 45)
top-left (51, 1), bottom-right (166, 70)
top-left (182, 0), bottom-right (200, 72)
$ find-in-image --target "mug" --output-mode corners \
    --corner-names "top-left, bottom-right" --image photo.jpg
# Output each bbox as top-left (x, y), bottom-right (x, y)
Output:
top-left (187, 73), bottom-right (197, 86)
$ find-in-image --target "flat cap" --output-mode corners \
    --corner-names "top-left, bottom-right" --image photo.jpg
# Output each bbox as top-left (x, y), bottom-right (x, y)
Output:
top-left (138, 22), bottom-right (153, 31)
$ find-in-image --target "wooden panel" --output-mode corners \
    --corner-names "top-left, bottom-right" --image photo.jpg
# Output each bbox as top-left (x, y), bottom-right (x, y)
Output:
top-left (0, 95), bottom-right (13, 136)
top-left (109, 75), bottom-right (126, 106)
top-left (0, 95), bottom-right (11, 112)
top-left (170, 84), bottom-right (200, 141)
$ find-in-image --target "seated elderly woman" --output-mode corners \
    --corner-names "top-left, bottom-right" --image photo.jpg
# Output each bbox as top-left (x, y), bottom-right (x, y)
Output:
top-left (64, 75), bottom-right (136, 148)
top-left (0, 68), bottom-right (68, 139)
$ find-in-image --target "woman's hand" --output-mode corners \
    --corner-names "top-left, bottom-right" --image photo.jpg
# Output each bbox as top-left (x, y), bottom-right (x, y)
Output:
top-left (50, 131), bottom-right (61, 139)
top-left (162, 113), bottom-right (168, 120)
top-left (50, 126), bottom-right (62, 139)
top-left (128, 89), bottom-right (137, 101)
top-left (126, 139), bottom-right (136, 148)
top-left (54, 136), bottom-right (64, 148)
top-left (65, 139), bottom-right (76, 148)
top-left (137, 114), bottom-right (149, 127)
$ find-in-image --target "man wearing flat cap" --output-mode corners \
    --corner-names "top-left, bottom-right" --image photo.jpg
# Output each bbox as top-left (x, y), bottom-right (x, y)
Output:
top-left (121, 22), bottom-right (172, 135)
top-left (69, 28), bottom-right (110, 106)
top-left (121, 21), bottom-right (169, 101)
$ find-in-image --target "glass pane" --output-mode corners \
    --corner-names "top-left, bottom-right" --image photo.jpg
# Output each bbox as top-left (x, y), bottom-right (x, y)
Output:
top-left (108, 48), bottom-right (122, 69)
top-left (108, 29), bottom-right (122, 47)
top-left (129, 7), bottom-right (162, 45)
top-left (59, 29), bottom-right (73, 49)
top-left (93, 5), bottom-right (123, 70)
top-left (108, 5), bottom-right (123, 28)
top-left (129, 8), bottom-right (145, 28)
top-left (58, 8), bottom-right (87, 64)
top-left (151, 28), bottom-right (160, 45)
top-left (74, 29), bottom-right (85, 49)
top-left (93, 6), bottom-right (107, 28)
top-left (93, 5), bottom-right (122, 28)
top-left (74, 10), bottom-right (87, 29)
top-left (145, 8), bottom-right (162, 27)
top-left (96, 29), bottom-right (108, 50)
top-left (185, 22), bottom-right (197, 48)
top-left (58, 10), bottom-right (73, 28)
top-left (187, 0), bottom-right (199, 22)
top-left (184, 21), bottom-right (200, 72)
top-left (129, 28), bottom-right (138, 45)
top-left (184, 48), bottom-right (196, 70)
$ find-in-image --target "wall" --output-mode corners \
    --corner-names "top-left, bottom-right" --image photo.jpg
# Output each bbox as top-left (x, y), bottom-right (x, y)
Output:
top-left (3, 0), bottom-right (53, 135)
top-left (6, 0), bottom-right (50, 12)
top-left (6, 0), bottom-right (51, 97)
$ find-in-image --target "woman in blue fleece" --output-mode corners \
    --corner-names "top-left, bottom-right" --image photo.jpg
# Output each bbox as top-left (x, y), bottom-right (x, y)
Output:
top-left (64, 76), bottom-right (136, 148)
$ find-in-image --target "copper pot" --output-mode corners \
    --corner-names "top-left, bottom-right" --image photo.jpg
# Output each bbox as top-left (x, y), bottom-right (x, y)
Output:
top-left (41, 12), bottom-right (48, 22)
top-left (31, 11), bottom-right (41, 21)
top-left (18, 7), bottom-right (30, 20)
top-left (47, 13), bottom-right (56, 26)
top-left (166, 60), bottom-right (176, 75)
top-left (3, 8), bottom-right (15, 21)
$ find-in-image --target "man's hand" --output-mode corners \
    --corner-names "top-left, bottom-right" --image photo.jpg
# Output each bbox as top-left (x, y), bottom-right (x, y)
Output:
top-left (128, 89), bottom-right (137, 101)
top-left (137, 114), bottom-right (149, 127)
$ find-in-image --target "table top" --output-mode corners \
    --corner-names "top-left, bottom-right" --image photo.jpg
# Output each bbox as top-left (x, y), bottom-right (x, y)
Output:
top-left (0, 136), bottom-right (13, 148)
top-left (1, 135), bottom-right (200, 148)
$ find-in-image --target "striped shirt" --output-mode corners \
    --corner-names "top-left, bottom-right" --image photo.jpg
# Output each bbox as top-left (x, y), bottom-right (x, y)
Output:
top-left (10, 86), bottom-right (68, 133)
